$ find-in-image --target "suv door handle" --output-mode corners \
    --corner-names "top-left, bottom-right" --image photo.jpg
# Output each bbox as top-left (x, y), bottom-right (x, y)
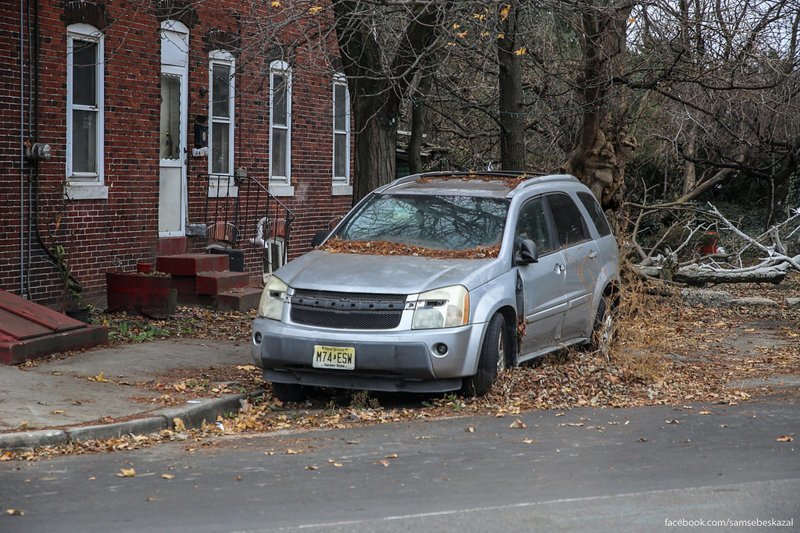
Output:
top-left (554, 263), bottom-right (565, 275)
top-left (588, 250), bottom-right (598, 259)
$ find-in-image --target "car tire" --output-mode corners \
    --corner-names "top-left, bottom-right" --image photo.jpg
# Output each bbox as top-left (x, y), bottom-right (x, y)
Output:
top-left (271, 382), bottom-right (308, 403)
top-left (462, 313), bottom-right (507, 398)
top-left (589, 294), bottom-right (615, 358)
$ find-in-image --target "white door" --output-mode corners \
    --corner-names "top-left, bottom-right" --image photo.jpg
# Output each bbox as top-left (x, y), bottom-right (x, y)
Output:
top-left (159, 22), bottom-right (189, 236)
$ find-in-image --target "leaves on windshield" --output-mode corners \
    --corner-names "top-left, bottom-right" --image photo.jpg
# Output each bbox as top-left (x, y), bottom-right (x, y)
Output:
top-left (321, 238), bottom-right (501, 259)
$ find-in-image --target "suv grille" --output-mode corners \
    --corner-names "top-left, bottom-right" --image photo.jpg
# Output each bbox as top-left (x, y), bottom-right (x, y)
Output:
top-left (290, 289), bottom-right (406, 330)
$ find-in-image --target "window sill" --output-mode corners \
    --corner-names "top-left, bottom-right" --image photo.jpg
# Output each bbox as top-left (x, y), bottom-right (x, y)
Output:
top-left (208, 176), bottom-right (238, 198)
top-left (65, 182), bottom-right (109, 200)
top-left (269, 183), bottom-right (295, 197)
top-left (332, 184), bottom-right (353, 196)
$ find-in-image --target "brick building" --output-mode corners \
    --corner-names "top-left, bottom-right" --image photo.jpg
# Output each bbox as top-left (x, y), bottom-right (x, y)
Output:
top-left (0, 0), bottom-right (353, 308)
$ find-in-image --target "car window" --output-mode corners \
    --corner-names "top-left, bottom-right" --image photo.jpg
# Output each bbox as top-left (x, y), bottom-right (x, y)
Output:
top-left (545, 193), bottom-right (590, 248)
top-left (577, 192), bottom-right (612, 237)
top-left (337, 193), bottom-right (509, 250)
top-left (515, 196), bottom-right (557, 255)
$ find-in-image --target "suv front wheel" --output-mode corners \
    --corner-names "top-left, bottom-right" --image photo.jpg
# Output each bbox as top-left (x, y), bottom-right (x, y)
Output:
top-left (461, 313), bottom-right (507, 397)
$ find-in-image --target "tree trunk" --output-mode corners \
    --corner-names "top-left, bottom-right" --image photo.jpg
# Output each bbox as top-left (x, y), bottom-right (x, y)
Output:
top-left (353, 97), bottom-right (397, 200)
top-left (408, 71), bottom-right (432, 175)
top-left (497, 0), bottom-right (525, 171)
top-left (560, 1), bottom-right (635, 210)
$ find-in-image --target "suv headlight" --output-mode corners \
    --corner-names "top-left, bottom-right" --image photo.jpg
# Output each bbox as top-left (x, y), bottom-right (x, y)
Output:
top-left (258, 276), bottom-right (289, 320)
top-left (412, 285), bottom-right (470, 330)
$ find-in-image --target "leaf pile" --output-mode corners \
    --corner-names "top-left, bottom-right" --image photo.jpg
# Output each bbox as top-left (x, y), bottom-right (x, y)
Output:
top-left (321, 238), bottom-right (500, 259)
top-left (4, 273), bottom-right (798, 460)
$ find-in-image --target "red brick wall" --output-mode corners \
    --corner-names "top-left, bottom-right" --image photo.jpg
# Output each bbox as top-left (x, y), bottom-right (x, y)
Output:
top-left (0, 1), bottom-right (352, 306)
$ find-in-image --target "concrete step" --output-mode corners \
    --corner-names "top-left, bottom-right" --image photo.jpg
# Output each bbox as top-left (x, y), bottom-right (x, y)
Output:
top-left (215, 287), bottom-right (262, 312)
top-left (196, 271), bottom-right (251, 295)
top-left (156, 253), bottom-right (229, 276)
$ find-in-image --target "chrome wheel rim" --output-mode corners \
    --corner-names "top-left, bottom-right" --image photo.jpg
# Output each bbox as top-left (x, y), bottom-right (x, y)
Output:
top-left (497, 330), bottom-right (507, 372)
top-left (599, 308), bottom-right (614, 356)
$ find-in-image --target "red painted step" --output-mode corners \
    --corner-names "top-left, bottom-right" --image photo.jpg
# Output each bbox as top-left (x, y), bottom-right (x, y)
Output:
top-left (215, 287), bottom-right (263, 312)
top-left (156, 253), bottom-right (229, 276)
top-left (196, 271), bottom-right (251, 295)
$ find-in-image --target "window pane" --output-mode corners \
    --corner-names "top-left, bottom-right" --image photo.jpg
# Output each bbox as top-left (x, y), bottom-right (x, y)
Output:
top-left (72, 109), bottom-right (97, 173)
top-left (516, 197), bottom-right (556, 255)
top-left (160, 74), bottom-right (181, 160)
top-left (212, 121), bottom-right (230, 174)
top-left (212, 64), bottom-right (231, 118)
top-left (577, 192), bottom-right (612, 236)
top-left (334, 84), bottom-right (347, 131)
top-left (271, 128), bottom-right (287, 178)
top-left (334, 133), bottom-right (347, 179)
top-left (546, 194), bottom-right (590, 248)
top-left (73, 40), bottom-right (97, 106)
top-left (272, 73), bottom-right (287, 126)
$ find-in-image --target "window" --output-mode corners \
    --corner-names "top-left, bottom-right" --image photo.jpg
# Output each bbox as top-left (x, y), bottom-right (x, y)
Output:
top-left (269, 60), bottom-right (292, 192)
top-left (209, 50), bottom-right (235, 177)
top-left (515, 196), bottom-right (557, 256)
top-left (332, 74), bottom-right (351, 194)
top-left (545, 194), bottom-right (590, 248)
top-left (66, 23), bottom-right (106, 199)
top-left (577, 192), bottom-right (612, 237)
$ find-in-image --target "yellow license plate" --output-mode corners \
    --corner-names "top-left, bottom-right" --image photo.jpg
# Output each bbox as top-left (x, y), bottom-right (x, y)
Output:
top-left (312, 345), bottom-right (355, 370)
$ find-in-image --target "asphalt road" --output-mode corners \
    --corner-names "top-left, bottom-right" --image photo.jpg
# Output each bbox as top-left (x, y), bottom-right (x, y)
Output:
top-left (1, 399), bottom-right (798, 532)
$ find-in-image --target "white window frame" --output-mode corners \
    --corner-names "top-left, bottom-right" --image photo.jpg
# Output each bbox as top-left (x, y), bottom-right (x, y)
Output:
top-left (208, 50), bottom-right (236, 197)
top-left (65, 23), bottom-right (107, 200)
top-left (269, 60), bottom-right (293, 196)
top-left (332, 73), bottom-right (352, 196)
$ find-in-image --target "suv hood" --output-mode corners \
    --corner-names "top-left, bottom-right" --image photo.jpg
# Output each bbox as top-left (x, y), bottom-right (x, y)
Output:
top-left (275, 250), bottom-right (506, 295)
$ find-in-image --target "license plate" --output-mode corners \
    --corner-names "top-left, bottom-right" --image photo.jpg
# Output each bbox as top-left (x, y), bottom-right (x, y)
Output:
top-left (312, 345), bottom-right (355, 370)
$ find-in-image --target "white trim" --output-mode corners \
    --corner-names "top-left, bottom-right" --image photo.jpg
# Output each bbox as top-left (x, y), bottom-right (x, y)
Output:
top-left (66, 23), bottom-right (104, 193)
top-left (332, 184), bottom-right (353, 196)
top-left (65, 182), bottom-right (109, 200)
top-left (332, 73), bottom-right (350, 186)
top-left (158, 21), bottom-right (189, 237)
top-left (268, 184), bottom-right (295, 197)
top-left (269, 60), bottom-right (292, 188)
top-left (208, 50), bottom-right (235, 185)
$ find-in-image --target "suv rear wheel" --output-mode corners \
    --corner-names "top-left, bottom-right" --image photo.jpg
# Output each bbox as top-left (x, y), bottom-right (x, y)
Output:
top-left (589, 294), bottom-right (616, 358)
top-left (462, 313), bottom-right (507, 397)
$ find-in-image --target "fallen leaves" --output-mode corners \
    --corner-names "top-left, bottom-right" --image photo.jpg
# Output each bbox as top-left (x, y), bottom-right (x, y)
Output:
top-left (776, 435), bottom-right (794, 442)
top-left (117, 468), bottom-right (136, 478)
top-left (88, 372), bottom-right (109, 383)
top-left (5, 509), bottom-right (24, 516)
top-left (509, 419), bottom-right (527, 429)
top-left (161, 474), bottom-right (175, 480)
top-left (321, 238), bottom-right (500, 260)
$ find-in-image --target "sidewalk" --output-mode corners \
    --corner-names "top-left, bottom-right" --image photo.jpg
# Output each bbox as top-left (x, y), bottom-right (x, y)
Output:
top-left (0, 338), bottom-right (255, 450)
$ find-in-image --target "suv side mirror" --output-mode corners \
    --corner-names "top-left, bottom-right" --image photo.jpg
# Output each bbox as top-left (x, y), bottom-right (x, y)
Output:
top-left (311, 230), bottom-right (330, 248)
top-left (515, 238), bottom-right (538, 265)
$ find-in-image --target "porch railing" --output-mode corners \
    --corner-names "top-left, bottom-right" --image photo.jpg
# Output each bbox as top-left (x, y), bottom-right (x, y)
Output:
top-left (202, 172), bottom-right (295, 276)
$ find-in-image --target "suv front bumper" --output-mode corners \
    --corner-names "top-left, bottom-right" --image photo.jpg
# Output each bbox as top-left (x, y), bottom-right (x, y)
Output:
top-left (251, 318), bottom-right (488, 393)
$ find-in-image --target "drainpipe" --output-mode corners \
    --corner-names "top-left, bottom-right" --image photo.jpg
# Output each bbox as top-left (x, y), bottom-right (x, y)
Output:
top-left (28, 0), bottom-right (39, 297)
top-left (19, 0), bottom-right (27, 297)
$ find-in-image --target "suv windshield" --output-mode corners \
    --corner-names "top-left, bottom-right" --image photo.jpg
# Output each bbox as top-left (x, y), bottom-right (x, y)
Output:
top-left (337, 193), bottom-right (509, 251)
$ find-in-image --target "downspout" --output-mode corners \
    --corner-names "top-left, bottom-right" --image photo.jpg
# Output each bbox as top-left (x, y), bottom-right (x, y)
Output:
top-left (28, 0), bottom-right (39, 296)
top-left (19, 0), bottom-right (26, 297)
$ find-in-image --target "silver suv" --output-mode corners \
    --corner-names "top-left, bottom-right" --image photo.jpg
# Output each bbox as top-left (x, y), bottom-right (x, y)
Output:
top-left (252, 172), bottom-right (619, 401)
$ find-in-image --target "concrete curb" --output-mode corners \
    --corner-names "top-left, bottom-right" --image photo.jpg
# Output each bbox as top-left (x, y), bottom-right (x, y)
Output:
top-left (0, 394), bottom-right (246, 451)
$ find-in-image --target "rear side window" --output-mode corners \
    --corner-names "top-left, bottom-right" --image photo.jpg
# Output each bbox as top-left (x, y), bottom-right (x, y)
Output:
top-left (545, 194), bottom-right (589, 248)
top-left (577, 192), bottom-right (612, 237)
top-left (515, 196), bottom-right (557, 255)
